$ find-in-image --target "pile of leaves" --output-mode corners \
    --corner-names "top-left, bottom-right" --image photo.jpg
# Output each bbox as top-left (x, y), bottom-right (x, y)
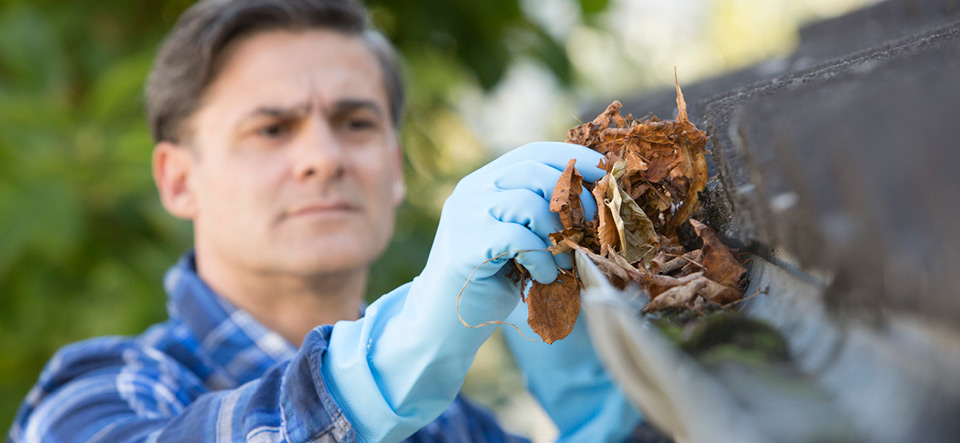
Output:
top-left (519, 77), bottom-right (748, 344)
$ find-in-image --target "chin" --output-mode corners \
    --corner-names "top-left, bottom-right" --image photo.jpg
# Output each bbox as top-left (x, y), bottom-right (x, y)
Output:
top-left (293, 253), bottom-right (368, 274)
top-left (266, 219), bottom-right (394, 273)
top-left (282, 237), bottom-right (386, 274)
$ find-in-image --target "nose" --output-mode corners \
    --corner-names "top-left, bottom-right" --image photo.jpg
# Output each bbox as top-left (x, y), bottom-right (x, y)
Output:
top-left (292, 118), bottom-right (345, 182)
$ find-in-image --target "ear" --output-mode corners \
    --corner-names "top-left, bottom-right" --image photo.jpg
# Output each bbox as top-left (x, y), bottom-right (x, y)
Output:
top-left (390, 137), bottom-right (406, 207)
top-left (153, 141), bottom-right (198, 220)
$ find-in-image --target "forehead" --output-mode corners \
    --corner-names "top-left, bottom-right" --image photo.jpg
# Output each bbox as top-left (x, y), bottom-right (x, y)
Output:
top-left (200, 29), bottom-right (388, 117)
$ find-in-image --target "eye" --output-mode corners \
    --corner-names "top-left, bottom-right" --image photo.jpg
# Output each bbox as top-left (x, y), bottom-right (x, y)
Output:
top-left (341, 118), bottom-right (376, 131)
top-left (257, 122), bottom-right (291, 139)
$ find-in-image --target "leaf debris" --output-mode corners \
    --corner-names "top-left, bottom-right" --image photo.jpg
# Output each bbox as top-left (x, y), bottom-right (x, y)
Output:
top-left (514, 72), bottom-right (749, 343)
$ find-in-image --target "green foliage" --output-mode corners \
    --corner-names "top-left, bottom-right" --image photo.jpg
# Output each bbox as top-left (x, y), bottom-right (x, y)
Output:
top-left (0, 1), bottom-right (189, 424)
top-left (0, 0), bottom-right (607, 428)
top-left (579, 0), bottom-right (611, 16)
top-left (368, 0), bottom-right (571, 89)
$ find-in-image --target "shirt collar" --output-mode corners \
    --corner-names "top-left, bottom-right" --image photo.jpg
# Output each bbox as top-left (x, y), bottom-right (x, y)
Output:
top-left (164, 250), bottom-right (298, 386)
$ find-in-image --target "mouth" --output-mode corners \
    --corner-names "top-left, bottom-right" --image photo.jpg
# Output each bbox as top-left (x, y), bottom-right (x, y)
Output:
top-left (285, 201), bottom-right (359, 219)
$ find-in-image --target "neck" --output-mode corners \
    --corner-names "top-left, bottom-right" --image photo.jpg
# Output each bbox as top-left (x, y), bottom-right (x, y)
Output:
top-left (194, 250), bottom-right (366, 348)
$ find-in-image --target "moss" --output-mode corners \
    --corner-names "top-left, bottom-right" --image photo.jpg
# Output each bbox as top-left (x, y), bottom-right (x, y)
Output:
top-left (680, 313), bottom-right (791, 364)
top-left (652, 310), bottom-right (791, 365)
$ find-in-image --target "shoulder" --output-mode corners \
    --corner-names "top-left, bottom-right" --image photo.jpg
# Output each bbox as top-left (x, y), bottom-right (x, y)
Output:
top-left (39, 324), bottom-right (207, 401)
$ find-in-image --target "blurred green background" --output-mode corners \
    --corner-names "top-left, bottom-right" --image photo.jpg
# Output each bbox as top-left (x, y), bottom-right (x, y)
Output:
top-left (0, 0), bottom-right (875, 436)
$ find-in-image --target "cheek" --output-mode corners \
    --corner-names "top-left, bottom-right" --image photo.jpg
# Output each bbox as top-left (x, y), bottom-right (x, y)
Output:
top-left (195, 156), bottom-right (285, 219)
top-left (351, 148), bottom-right (400, 201)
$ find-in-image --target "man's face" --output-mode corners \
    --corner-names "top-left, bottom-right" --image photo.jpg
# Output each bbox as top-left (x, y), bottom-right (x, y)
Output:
top-left (176, 29), bottom-right (404, 277)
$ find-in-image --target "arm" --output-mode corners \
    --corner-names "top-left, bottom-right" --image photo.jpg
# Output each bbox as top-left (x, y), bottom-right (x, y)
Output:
top-left (320, 142), bottom-right (608, 442)
top-left (13, 142), bottom-right (602, 443)
top-left (11, 330), bottom-right (351, 443)
top-left (12, 330), bottom-right (526, 443)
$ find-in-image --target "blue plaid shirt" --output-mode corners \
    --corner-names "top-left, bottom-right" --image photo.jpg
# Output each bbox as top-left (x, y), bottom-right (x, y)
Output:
top-left (8, 252), bottom-right (527, 442)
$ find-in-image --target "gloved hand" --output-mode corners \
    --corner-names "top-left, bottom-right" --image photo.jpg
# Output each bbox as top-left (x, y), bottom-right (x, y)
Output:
top-left (321, 142), bottom-right (606, 442)
top-left (504, 301), bottom-right (644, 443)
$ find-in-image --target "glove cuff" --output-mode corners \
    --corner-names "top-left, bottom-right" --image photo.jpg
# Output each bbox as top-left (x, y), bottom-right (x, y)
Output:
top-left (322, 281), bottom-right (505, 442)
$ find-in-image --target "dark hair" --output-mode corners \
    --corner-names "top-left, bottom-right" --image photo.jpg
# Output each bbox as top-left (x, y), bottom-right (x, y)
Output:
top-left (145, 0), bottom-right (405, 143)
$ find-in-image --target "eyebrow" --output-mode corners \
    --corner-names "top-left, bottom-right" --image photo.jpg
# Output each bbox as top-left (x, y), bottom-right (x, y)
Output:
top-left (239, 103), bottom-right (312, 123)
top-left (328, 99), bottom-right (384, 119)
top-left (238, 98), bottom-right (384, 125)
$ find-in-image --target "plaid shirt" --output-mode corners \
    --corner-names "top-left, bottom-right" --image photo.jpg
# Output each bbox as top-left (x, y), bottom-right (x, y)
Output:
top-left (8, 252), bottom-right (526, 442)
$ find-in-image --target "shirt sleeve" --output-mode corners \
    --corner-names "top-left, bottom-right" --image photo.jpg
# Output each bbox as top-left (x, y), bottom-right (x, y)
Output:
top-left (10, 327), bottom-right (529, 443)
top-left (10, 327), bottom-right (353, 443)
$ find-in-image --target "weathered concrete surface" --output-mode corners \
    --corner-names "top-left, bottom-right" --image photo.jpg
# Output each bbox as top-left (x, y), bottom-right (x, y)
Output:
top-left (706, 22), bottom-right (960, 324)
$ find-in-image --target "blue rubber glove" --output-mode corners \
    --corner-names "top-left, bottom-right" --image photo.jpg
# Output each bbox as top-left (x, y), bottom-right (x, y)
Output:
top-left (504, 302), bottom-right (644, 442)
top-left (321, 142), bottom-right (606, 442)
top-left (503, 303), bottom-right (643, 443)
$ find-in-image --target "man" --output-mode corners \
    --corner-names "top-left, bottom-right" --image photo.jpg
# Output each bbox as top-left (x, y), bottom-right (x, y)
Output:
top-left (8, 0), bottom-right (644, 441)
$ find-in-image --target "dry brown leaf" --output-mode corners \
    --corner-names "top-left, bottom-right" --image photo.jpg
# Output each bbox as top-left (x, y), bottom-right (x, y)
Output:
top-left (658, 235), bottom-right (686, 256)
top-left (592, 174), bottom-right (618, 257)
top-left (642, 146), bottom-right (683, 183)
top-left (645, 271), bottom-right (704, 298)
top-left (640, 274), bottom-right (735, 313)
top-left (661, 250), bottom-right (704, 275)
top-left (527, 271), bottom-right (582, 344)
top-left (605, 161), bottom-right (660, 266)
top-left (663, 72), bottom-right (709, 236)
top-left (643, 277), bottom-right (705, 313)
top-left (698, 276), bottom-right (743, 305)
top-left (548, 230), bottom-right (584, 255)
top-left (503, 260), bottom-right (531, 302)
top-left (608, 248), bottom-right (647, 283)
top-left (679, 249), bottom-right (705, 276)
top-left (689, 219), bottom-right (746, 291)
top-left (550, 159), bottom-right (585, 230)
top-left (625, 150), bottom-right (647, 173)
top-left (675, 67), bottom-right (689, 122)
top-left (567, 101), bottom-right (623, 148)
top-left (560, 237), bottom-right (635, 288)
top-left (650, 251), bottom-right (668, 274)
